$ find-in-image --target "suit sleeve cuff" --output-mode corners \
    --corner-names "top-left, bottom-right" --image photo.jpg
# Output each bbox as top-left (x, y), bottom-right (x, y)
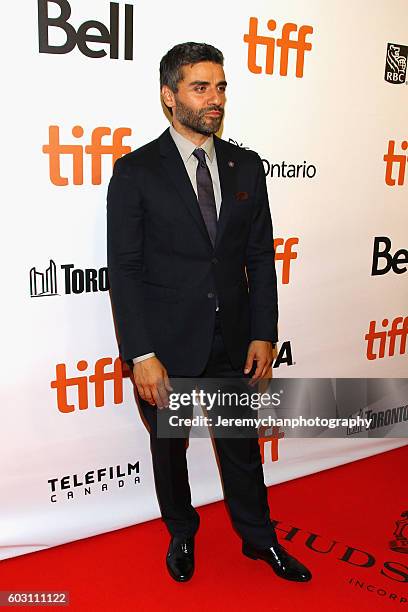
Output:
top-left (132, 352), bottom-right (156, 364)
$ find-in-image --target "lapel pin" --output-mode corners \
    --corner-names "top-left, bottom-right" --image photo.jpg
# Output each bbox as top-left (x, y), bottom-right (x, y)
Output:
top-left (228, 160), bottom-right (235, 167)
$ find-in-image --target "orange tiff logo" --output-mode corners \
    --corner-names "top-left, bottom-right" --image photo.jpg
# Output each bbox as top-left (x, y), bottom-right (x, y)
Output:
top-left (244, 17), bottom-right (313, 77)
top-left (365, 317), bottom-right (408, 360)
top-left (258, 425), bottom-right (284, 463)
top-left (384, 140), bottom-right (408, 186)
top-left (51, 357), bottom-right (131, 413)
top-left (42, 125), bottom-right (132, 186)
top-left (274, 237), bottom-right (299, 284)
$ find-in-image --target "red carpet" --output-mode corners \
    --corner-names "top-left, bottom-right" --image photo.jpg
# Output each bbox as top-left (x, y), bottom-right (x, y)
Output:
top-left (1, 445), bottom-right (407, 611)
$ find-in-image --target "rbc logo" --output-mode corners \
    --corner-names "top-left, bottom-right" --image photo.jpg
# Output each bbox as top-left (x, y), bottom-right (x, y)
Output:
top-left (37, 0), bottom-right (134, 60)
top-left (384, 43), bottom-right (408, 84)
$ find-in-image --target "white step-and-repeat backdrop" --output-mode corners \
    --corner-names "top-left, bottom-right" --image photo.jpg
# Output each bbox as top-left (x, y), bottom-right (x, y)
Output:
top-left (1, 1), bottom-right (407, 560)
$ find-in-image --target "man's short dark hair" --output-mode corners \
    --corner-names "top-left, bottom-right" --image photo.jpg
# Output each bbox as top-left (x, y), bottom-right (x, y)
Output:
top-left (160, 42), bottom-right (224, 92)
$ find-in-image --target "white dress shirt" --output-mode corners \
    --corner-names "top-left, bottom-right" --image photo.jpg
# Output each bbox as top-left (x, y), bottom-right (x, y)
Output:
top-left (168, 124), bottom-right (222, 216)
top-left (133, 125), bottom-right (222, 365)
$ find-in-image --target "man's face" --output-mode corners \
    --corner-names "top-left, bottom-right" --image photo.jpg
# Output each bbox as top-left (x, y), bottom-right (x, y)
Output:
top-left (164, 61), bottom-right (226, 135)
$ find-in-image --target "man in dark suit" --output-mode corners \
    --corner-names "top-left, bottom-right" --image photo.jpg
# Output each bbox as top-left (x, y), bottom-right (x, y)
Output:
top-left (107, 42), bottom-right (311, 583)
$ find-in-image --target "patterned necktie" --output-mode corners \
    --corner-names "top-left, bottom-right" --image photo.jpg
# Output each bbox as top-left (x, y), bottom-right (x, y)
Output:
top-left (193, 148), bottom-right (217, 247)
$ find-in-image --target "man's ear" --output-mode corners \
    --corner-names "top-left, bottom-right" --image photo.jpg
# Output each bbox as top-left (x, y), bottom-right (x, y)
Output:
top-left (161, 85), bottom-right (176, 112)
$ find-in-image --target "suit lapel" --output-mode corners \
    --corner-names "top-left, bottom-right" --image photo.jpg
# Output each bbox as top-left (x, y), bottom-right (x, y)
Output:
top-left (158, 128), bottom-right (238, 252)
top-left (213, 135), bottom-right (237, 250)
top-left (158, 128), bottom-right (213, 249)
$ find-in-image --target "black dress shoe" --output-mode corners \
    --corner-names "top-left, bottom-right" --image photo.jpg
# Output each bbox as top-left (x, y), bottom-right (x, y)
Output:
top-left (166, 537), bottom-right (195, 582)
top-left (242, 541), bottom-right (312, 582)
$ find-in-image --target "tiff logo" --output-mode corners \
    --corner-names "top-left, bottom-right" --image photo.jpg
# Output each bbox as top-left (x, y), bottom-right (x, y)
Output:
top-left (274, 237), bottom-right (298, 284)
top-left (38, 0), bottom-right (134, 60)
top-left (51, 348), bottom-right (294, 414)
top-left (258, 425), bottom-right (284, 463)
top-left (384, 140), bottom-right (408, 187)
top-left (42, 125), bottom-right (131, 185)
top-left (365, 317), bottom-right (408, 360)
top-left (51, 357), bottom-right (130, 413)
top-left (243, 17), bottom-right (313, 77)
top-left (30, 259), bottom-right (58, 297)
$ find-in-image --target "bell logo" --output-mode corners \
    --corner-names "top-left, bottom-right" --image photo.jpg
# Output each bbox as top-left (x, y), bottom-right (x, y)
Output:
top-left (365, 317), bottom-right (408, 360)
top-left (42, 125), bottom-right (132, 186)
top-left (384, 140), bottom-right (408, 187)
top-left (274, 237), bottom-right (299, 284)
top-left (371, 237), bottom-right (408, 276)
top-left (244, 17), bottom-right (313, 77)
top-left (51, 357), bottom-right (130, 413)
top-left (37, 0), bottom-right (134, 60)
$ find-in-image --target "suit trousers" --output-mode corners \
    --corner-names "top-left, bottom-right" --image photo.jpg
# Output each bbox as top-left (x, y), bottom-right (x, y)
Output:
top-left (138, 312), bottom-right (278, 549)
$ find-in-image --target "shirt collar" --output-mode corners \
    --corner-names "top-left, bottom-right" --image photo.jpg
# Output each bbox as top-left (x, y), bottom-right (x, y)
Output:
top-left (169, 124), bottom-right (215, 163)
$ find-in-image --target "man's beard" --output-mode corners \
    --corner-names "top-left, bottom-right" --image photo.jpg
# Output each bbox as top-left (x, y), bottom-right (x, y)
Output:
top-left (174, 98), bottom-right (224, 135)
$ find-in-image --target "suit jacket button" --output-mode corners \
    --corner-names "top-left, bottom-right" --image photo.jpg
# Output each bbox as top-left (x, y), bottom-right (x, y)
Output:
top-left (207, 292), bottom-right (215, 299)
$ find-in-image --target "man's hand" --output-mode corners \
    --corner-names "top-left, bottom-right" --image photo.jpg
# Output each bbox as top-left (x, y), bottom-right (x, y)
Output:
top-left (244, 340), bottom-right (274, 386)
top-left (133, 356), bottom-right (172, 409)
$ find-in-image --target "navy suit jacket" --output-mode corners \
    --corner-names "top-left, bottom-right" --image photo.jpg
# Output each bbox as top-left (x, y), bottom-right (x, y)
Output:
top-left (107, 127), bottom-right (278, 376)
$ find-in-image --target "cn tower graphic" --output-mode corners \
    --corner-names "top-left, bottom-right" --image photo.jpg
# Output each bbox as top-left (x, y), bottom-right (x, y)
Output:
top-left (30, 260), bottom-right (58, 297)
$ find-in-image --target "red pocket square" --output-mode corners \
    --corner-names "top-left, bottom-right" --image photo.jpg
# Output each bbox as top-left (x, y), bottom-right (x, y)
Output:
top-left (235, 191), bottom-right (249, 201)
